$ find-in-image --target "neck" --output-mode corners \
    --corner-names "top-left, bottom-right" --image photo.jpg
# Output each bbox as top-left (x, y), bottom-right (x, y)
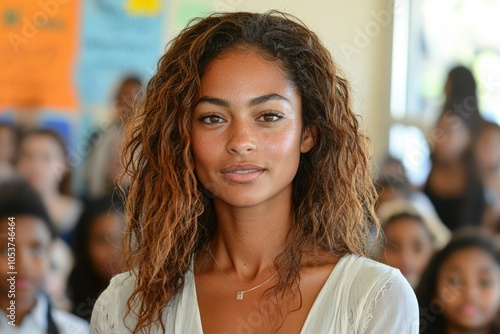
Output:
top-left (0, 295), bottom-right (37, 325)
top-left (210, 195), bottom-right (292, 278)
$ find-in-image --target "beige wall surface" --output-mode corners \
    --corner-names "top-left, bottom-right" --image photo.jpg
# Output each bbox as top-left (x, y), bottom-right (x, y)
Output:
top-left (165, 0), bottom-right (395, 164)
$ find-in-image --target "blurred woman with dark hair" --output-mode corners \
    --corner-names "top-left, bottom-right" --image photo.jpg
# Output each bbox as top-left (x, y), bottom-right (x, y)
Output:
top-left (424, 97), bottom-right (486, 230)
top-left (68, 195), bottom-right (124, 322)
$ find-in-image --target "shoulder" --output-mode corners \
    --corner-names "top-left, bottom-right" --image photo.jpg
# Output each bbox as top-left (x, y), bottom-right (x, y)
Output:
top-left (338, 255), bottom-right (419, 332)
top-left (90, 271), bottom-right (137, 332)
top-left (52, 309), bottom-right (90, 334)
top-left (338, 254), bottom-right (399, 283)
top-left (339, 254), bottom-right (416, 301)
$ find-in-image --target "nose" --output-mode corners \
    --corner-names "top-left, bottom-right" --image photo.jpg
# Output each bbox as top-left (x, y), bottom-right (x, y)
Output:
top-left (462, 282), bottom-right (480, 301)
top-left (226, 119), bottom-right (256, 155)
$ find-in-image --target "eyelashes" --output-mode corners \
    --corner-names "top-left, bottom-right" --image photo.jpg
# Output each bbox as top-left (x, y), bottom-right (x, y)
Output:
top-left (197, 111), bottom-right (285, 125)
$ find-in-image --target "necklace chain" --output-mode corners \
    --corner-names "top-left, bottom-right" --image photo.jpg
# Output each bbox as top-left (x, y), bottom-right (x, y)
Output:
top-left (207, 246), bottom-right (278, 300)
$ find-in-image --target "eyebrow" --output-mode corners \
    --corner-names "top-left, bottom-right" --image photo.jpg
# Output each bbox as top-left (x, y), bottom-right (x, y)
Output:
top-left (195, 93), bottom-right (290, 108)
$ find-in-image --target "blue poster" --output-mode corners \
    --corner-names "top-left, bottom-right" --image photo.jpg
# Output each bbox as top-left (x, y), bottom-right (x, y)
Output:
top-left (77, 0), bottom-right (164, 105)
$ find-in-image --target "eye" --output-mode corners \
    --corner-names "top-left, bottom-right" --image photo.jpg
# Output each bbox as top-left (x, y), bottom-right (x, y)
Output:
top-left (199, 114), bottom-right (225, 124)
top-left (32, 246), bottom-right (46, 258)
top-left (447, 276), bottom-right (463, 287)
top-left (257, 112), bottom-right (283, 122)
top-left (479, 278), bottom-right (493, 288)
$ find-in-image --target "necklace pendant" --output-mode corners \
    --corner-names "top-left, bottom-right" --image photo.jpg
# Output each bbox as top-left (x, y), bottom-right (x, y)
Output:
top-left (236, 292), bottom-right (244, 300)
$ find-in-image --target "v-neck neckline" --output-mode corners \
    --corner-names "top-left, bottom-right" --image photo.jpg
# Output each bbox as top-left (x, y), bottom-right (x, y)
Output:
top-left (189, 253), bottom-right (350, 333)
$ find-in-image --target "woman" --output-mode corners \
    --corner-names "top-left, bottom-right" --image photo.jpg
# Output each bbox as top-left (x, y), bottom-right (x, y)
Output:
top-left (69, 195), bottom-right (124, 321)
top-left (17, 128), bottom-right (83, 242)
top-left (91, 11), bottom-right (418, 333)
top-left (424, 99), bottom-right (486, 231)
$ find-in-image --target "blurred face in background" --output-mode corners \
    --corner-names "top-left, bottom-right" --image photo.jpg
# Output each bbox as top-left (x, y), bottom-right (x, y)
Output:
top-left (382, 216), bottom-right (434, 287)
top-left (0, 216), bottom-right (52, 306)
top-left (88, 212), bottom-right (123, 282)
top-left (17, 134), bottom-right (66, 193)
top-left (433, 113), bottom-right (471, 162)
top-left (437, 247), bottom-right (500, 332)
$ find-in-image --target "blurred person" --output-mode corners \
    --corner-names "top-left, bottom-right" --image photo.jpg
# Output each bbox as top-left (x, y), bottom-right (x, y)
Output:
top-left (416, 230), bottom-right (500, 334)
top-left (0, 181), bottom-right (89, 333)
top-left (16, 129), bottom-right (83, 244)
top-left (0, 123), bottom-right (21, 182)
top-left (84, 75), bottom-right (142, 199)
top-left (377, 209), bottom-right (435, 288)
top-left (424, 99), bottom-right (486, 231)
top-left (375, 155), bottom-right (413, 208)
top-left (376, 156), bottom-right (451, 249)
top-left (68, 195), bottom-right (124, 322)
top-left (475, 121), bottom-right (500, 234)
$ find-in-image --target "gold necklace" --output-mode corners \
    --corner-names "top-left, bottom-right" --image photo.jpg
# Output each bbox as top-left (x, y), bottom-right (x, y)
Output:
top-left (207, 246), bottom-right (278, 300)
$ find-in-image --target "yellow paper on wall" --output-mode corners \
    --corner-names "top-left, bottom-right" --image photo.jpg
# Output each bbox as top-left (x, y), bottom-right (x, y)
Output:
top-left (126, 0), bottom-right (161, 16)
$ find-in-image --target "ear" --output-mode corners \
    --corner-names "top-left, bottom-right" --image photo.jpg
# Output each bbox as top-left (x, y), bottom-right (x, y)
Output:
top-left (300, 126), bottom-right (316, 153)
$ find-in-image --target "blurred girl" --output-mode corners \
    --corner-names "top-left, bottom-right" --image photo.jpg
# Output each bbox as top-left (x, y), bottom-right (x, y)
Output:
top-left (416, 231), bottom-right (500, 334)
top-left (424, 99), bottom-right (486, 230)
top-left (17, 129), bottom-right (83, 243)
top-left (378, 211), bottom-right (435, 288)
top-left (68, 195), bottom-right (124, 321)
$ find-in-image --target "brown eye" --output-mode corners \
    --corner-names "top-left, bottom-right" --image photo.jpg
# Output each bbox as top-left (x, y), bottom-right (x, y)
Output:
top-left (257, 112), bottom-right (283, 122)
top-left (446, 276), bottom-right (462, 287)
top-left (200, 114), bottom-right (224, 124)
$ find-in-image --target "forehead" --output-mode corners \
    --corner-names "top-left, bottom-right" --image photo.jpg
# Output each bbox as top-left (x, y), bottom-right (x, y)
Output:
top-left (440, 247), bottom-right (499, 274)
top-left (21, 134), bottom-right (62, 151)
top-left (0, 216), bottom-right (52, 244)
top-left (199, 47), bottom-right (296, 97)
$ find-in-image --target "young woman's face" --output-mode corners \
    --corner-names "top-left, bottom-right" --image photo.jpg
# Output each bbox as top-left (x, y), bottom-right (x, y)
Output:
top-left (191, 48), bottom-right (314, 208)
top-left (0, 216), bottom-right (52, 305)
top-left (88, 213), bottom-right (123, 281)
top-left (17, 135), bottom-right (66, 192)
top-left (437, 247), bottom-right (500, 332)
top-left (382, 217), bottom-right (434, 287)
top-left (433, 113), bottom-right (470, 162)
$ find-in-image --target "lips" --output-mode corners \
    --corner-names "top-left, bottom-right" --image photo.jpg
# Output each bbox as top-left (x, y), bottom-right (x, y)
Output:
top-left (460, 304), bottom-right (479, 316)
top-left (220, 163), bottom-right (265, 183)
top-left (15, 277), bottom-right (33, 290)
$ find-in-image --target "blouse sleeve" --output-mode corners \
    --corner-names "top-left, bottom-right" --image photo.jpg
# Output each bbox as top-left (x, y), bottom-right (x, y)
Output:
top-left (90, 272), bottom-right (135, 333)
top-left (361, 271), bottom-right (420, 333)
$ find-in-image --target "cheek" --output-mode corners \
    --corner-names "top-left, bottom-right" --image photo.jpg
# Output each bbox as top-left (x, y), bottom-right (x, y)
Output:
top-left (32, 257), bottom-right (49, 283)
top-left (481, 285), bottom-right (500, 309)
top-left (267, 128), bottom-right (302, 165)
top-left (89, 243), bottom-right (112, 270)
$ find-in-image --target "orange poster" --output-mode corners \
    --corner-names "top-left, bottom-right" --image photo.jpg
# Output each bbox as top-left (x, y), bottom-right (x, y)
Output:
top-left (0, 0), bottom-right (79, 111)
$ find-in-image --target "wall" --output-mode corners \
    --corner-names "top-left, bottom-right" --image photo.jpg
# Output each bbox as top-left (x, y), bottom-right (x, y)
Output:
top-left (165, 0), bottom-right (395, 165)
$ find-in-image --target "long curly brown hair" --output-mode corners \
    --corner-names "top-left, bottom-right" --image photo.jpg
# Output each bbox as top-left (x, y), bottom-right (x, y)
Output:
top-left (119, 11), bottom-right (379, 333)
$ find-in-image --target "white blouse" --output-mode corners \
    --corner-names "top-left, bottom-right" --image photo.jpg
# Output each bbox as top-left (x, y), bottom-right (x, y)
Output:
top-left (91, 254), bottom-right (419, 333)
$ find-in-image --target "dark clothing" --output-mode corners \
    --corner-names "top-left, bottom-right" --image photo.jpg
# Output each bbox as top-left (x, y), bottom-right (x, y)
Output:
top-left (424, 177), bottom-right (485, 231)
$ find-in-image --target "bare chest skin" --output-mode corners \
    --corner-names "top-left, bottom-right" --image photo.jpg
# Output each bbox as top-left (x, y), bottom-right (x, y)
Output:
top-left (194, 252), bottom-right (339, 334)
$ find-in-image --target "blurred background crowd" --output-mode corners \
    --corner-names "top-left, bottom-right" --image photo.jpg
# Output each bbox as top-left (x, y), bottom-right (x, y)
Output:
top-left (0, 0), bottom-right (499, 333)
